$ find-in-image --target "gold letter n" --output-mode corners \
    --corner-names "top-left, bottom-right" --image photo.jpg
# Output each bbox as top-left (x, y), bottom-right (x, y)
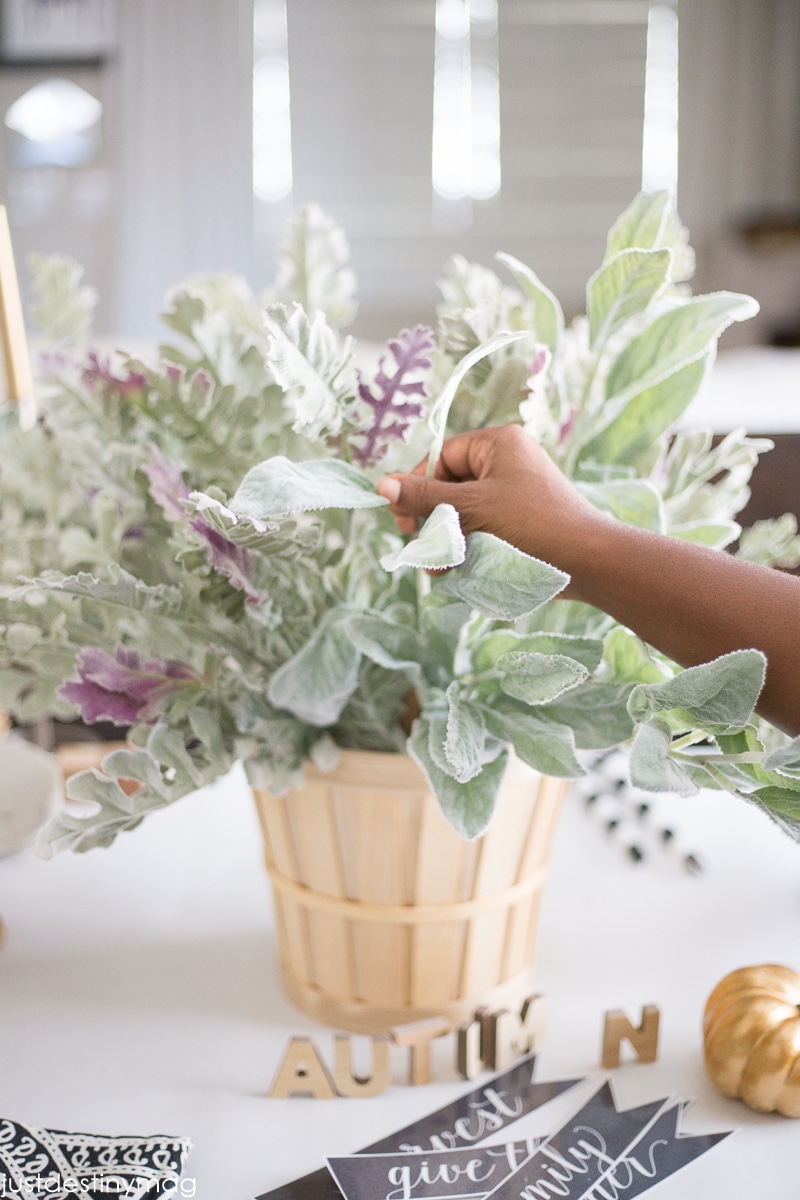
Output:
top-left (601, 1005), bottom-right (660, 1068)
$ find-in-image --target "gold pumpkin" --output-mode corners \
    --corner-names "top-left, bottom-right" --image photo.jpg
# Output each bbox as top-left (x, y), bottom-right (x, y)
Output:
top-left (703, 964), bottom-right (800, 1117)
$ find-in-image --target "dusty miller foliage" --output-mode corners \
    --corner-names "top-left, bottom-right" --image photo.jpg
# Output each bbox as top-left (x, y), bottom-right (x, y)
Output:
top-left (3, 193), bottom-right (800, 854)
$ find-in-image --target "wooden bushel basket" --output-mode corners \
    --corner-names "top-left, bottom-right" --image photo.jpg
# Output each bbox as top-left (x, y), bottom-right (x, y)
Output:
top-left (253, 748), bottom-right (566, 1034)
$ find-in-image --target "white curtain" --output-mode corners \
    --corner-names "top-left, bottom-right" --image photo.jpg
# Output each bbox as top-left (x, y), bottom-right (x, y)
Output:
top-left (109, 0), bottom-right (254, 338)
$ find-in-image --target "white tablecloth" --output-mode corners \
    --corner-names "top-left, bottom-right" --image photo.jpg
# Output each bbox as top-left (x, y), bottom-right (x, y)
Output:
top-left (0, 763), bottom-right (799, 1199)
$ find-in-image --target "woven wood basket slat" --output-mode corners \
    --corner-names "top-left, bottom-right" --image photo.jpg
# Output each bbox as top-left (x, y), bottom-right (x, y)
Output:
top-left (254, 747), bottom-right (566, 1034)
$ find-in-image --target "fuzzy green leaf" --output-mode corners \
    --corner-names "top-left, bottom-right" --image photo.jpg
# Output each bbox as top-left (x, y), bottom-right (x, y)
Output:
top-left (230, 457), bottom-right (387, 520)
top-left (580, 357), bottom-right (709, 466)
top-left (268, 611), bottom-right (361, 726)
top-left (434, 532), bottom-right (568, 619)
top-left (272, 202), bottom-right (357, 329)
top-left (627, 650), bottom-right (765, 732)
top-left (605, 191), bottom-right (674, 258)
top-left (495, 252), bottom-right (564, 348)
top-left (263, 301), bottom-right (357, 438)
top-left (540, 681), bottom-right (635, 749)
top-left (749, 786), bottom-right (800, 842)
top-left (473, 631), bottom-right (604, 674)
top-left (603, 627), bottom-right (665, 684)
top-left (576, 479), bottom-right (665, 532)
top-left (445, 683), bottom-right (489, 783)
top-left (18, 565), bottom-right (182, 615)
top-left (380, 504), bottom-right (466, 572)
top-left (605, 293), bottom-right (759, 407)
top-left (497, 651), bottom-right (588, 705)
top-left (588, 248), bottom-right (672, 346)
top-left (480, 701), bottom-right (585, 778)
top-left (409, 718), bottom-right (508, 839)
top-left (629, 717), bottom-right (699, 796)
top-left (428, 330), bottom-right (527, 468)
top-left (346, 613), bottom-right (427, 677)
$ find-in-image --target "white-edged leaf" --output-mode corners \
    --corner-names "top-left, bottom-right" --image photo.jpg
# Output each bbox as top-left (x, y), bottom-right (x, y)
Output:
top-left (580, 356), bottom-right (710, 466)
top-left (576, 479), bottom-right (665, 533)
top-left (629, 717), bottom-right (699, 796)
top-left (434, 532), bottom-right (568, 619)
top-left (230, 457), bottom-right (387, 520)
top-left (263, 301), bottom-right (357, 437)
top-left (273, 203), bottom-right (357, 328)
top-left (445, 683), bottom-right (490, 783)
top-left (267, 611), bottom-right (361, 726)
top-left (380, 503), bottom-right (466, 572)
top-left (605, 292), bottom-right (759, 407)
top-left (480, 702), bottom-right (585, 778)
top-left (627, 650), bottom-right (766, 731)
top-left (497, 651), bottom-right (588, 705)
top-left (473, 630), bottom-right (604, 674)
top-left (16, 564), bottom-right (181, 614)
top-left (588, 248), bottom-right (673, 346)
top-left (409, 718), bottom-right (508, 839)
top-left (540, 681), bottom-right (635, 749)
top-left (346, 613), bottom-right (426, 678)
top-left (764, 735), bottom-right (800, 778)
top-left (605, 191), bottom-right (674, 258)
top-left (670, 520), bottom-right (740, 550)
top-left (427, 330), bottom-right (527, 469)
top-left (495, 251), bottom-right (564, 348)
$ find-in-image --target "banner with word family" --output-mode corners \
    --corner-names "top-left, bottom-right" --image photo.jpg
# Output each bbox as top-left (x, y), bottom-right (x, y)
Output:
top-left (254, 1056), bottom-right (579, 1200)
top-left (326, 1082), bottom-right (731, 1200)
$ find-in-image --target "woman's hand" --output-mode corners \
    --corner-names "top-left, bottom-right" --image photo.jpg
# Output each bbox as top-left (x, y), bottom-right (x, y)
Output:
top-left (376, 425), bottom-right (602, 576)
top-left (378, 424), bottom-right (800, 735)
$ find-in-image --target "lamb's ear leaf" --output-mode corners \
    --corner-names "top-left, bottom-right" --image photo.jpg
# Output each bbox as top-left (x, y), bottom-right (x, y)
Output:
top-left (575, 479), bottom-right (665, 533)
top-left (627, 650), bottom-right (765, 732)
top-left (433, 532), bottom-right (568, 619)
top-left (230, 456), bottom-right (387, 520)
top-left (669, 519), bottom-right (741, 550)
top-left (497, 651), bottom-right (588, 705)
top-left (629, 717), bottom-right (699, 796)
top-left (495, 251), bottom-right (564, 348)
top-left (763, 735), bottom-right (800, 779)
top-left (409, 719), bottom-right (508, 839)
top-left (605, 191), bottom-right (673, 258)
top-left (539, 681), bottom-right (636, 750)
top-left (605, 292), bottom-right (758, 408)
top-left (587, 247), bottom-right (673, 346)
top-left (473, 630), bottom-right (604, 674)
top-left (380, 504), bottom-right (466, 572)
top-left (428, 330), bottom-right (527, 467)
top-left (267, 610), bottom-right (361, 726)
top-left (480, 702), bottom-right (585, 778)
top-left (445, 683), bottom-right (489, 783)
top-left (346, 614), bottom-right (426, 679)
top-left (579, 356), bottom-right (709, 467)
top-left (749, 787), bottom-right (800, 843)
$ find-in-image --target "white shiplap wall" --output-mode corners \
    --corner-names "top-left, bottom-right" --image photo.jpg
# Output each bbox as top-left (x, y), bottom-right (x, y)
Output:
top-left (261, 0), bottom-right (650, 340)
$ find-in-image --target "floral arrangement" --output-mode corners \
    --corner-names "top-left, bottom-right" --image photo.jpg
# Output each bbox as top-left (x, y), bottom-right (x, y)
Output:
top-left (2, 192), bottom-right (800, 855)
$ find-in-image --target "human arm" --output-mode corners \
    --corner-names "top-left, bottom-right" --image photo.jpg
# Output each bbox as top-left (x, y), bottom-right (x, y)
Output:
top-left (376, 425), bottom-right (800, 737)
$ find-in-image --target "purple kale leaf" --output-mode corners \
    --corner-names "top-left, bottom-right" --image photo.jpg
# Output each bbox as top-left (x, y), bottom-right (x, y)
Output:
top-left (60, 646), bottom-right (203, 726)
top-left (82, 350), bottom-right (148, 397)
top-left (141, 444), bottom-right (268, 605)
top-left (351, 325), bottom-right (434, 466)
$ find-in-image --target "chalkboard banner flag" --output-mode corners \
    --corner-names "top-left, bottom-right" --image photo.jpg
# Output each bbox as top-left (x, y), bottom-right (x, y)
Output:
top-left (327, 1137), bottom-right (542, 1200)
top-left (326, 1088), bottom-right (732, 1200)
top-left (254, 1055), bottom-right (580, 1200)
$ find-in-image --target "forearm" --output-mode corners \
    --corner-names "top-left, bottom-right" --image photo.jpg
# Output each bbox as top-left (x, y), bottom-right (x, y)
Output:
top-left (563, 517), bottom-right (800, 736)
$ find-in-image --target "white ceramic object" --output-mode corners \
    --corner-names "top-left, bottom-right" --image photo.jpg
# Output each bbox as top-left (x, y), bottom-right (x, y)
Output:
top-left (0, 737), bottom-right (62, 856)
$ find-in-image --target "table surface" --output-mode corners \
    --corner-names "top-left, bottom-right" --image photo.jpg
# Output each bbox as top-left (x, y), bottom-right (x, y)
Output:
top-left (682, 346), bottom-right (800, 433)
top-left (1, 760), bottom-right (799, 1200)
